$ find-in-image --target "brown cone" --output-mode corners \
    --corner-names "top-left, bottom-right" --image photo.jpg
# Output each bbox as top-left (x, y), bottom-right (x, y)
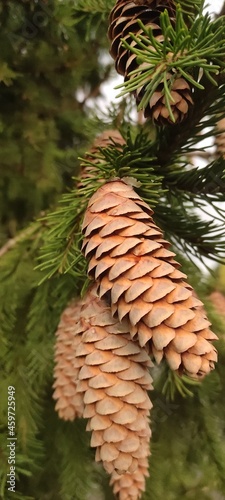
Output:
top-left (110, 459), bottom-right (149, 499)
top-left (53, 300), bottom-right (84, 421)
top-left (108, 0), bottom-right (193, 124)
top-left (73, 285), bottom-right (153, 482)
top-left (81, 179), bottom-right (218, 379)
top-left (215, 118), bottom-right (225, 158)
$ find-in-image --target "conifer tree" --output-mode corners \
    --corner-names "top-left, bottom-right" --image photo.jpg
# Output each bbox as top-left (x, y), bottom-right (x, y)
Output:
top-left (1, 0), bottom-right (225, 499)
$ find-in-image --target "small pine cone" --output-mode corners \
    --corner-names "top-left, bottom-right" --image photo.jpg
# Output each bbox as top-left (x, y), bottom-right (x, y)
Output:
top-left (53, 300), bottom-right (84, 421)
top-left (110, 459), bottom-right (149, 500)
top-left (108, 0), bottom-right (193, 123)
top-left (215, 118), bottom-right (225, 158)
top-left (136, 72), bottom-right (193, 124)
top-left (74, 285), bottom-right (153, 482)
top-left (81, 179), bottom-right (218, 379)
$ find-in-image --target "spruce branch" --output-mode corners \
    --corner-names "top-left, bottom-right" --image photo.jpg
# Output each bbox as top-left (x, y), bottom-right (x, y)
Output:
top-left (161, 369), bottom-right (200, 400)
top-left (37, 130), bottom-right (165, 283)
top-left (0, 223), bottom-right (41, 258)
top-left (116, 8), bottom-right (225, 121)
top-left (174, 0), bottom-right (204, 18)
top-left (97, 129), bottom-right (165, 205)
top-left (37, 188), bottom-right (90, 284)
top-left (164, 158), bottom-right (225, 196)
top-left (154, 202), bottom-right (225, 266)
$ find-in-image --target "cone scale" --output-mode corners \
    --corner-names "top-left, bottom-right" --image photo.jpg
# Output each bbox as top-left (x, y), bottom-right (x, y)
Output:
top-left (82, 179), bottom-right (218, 379)
top-left (108, 0), bottom-right (193, 123)
top-left (110, 461), bottom-right (149, 499)
top-left (72, 286), bottom-right (153, 482)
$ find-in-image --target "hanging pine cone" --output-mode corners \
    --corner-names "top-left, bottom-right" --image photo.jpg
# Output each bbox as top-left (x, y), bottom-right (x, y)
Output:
top-left (82, 179), bottom-right (218, 379)
top-left (108, 0), bottom-right (193, 124)
top-left (215, 118), bottom-right (225, 158)
top-left (52, 300), bottom-right (84, 421)
top-left (72, 285), bottom-right (153, 485)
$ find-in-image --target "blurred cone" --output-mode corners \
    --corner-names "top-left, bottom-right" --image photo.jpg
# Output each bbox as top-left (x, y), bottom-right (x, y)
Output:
top-left (82, 179), bottom-right (218, 379)
top-left (209, 290), bottom-right (225, 321)
top-left (215, 118), bottom-right (225, 158)
top-left (74, 285), bottom-right (153, 482)
top-left (53, 300), bottom-right (84, 421)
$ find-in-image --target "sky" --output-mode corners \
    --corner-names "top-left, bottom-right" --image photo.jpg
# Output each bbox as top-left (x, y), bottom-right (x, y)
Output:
top-left (207, 0), bottom-right (223, 14)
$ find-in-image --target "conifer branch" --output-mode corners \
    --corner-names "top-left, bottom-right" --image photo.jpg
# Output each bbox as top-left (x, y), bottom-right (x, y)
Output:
top-left (116, 8), bottom-right (225, 120)
top-left (0, 223), bottom-right (41, 258)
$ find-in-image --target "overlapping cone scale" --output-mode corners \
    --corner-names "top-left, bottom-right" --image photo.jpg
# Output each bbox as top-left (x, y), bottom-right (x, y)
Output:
top-left (108, 0), bottom-right (193, 123)
top-left (73, 285), bottom-right (153, 486)
top-left (110, 459), bottom-right (149, 499)
top-left (82, 179), bottom-right (218, 379)
top-left (53, 300), bottom-right (84, 421)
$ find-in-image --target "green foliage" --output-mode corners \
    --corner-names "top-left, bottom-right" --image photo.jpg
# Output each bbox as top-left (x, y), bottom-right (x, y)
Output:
top-left (0, 0), bottom-right (110, 245)
top-left (174, 0), bottom-right (204, 18)
top-left (1, 0), bottom-right (225, 499)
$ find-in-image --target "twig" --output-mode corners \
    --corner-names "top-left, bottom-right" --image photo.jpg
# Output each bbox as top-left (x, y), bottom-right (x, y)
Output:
top-left (0, 223), bottom-right (41, 258)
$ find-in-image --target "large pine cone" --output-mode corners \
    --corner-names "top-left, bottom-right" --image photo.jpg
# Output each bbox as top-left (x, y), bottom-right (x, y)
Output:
top-left (53, 300), bottom-right (84, 421)
top-left (108, 0), bottom-right (193, 124)
top-left (82, 179), bottom-right (218, 379)
top-left (73, 285), bottom-right (153, 482)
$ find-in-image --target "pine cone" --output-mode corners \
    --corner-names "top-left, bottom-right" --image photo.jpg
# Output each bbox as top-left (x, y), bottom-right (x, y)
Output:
top-left (82, 179), bottom-right (218, 379)
top-left (108, 0), bottom-right (193, 124)
top-left (110, 460), bottom-right (149, 499)
top-left (73, 285), bottom-right (153, 481)
top-left (53, 300), bottom-right (84, 421)
top-left (215, 118), bottom-right (225, 158)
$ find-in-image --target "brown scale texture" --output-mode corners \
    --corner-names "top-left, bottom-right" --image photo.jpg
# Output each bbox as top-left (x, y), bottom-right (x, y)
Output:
top-left (73, 285), bottom-right (153, 489)
top-left (110, 461), bottom-right (149, 499)
top-left (108, 0), bottom-right (193, 124)
top-left (215, 118), bottom-right (225, 159)
top-left (53, 300), bottom-right (84, 421)
top-left (82, 179), bottom-right (218, 379)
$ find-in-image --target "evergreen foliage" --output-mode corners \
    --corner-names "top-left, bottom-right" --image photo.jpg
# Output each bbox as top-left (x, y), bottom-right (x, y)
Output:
top-left (0, 0), bottom-right (109, 246)
top-left (0, 0), bottom-right (225, 498)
